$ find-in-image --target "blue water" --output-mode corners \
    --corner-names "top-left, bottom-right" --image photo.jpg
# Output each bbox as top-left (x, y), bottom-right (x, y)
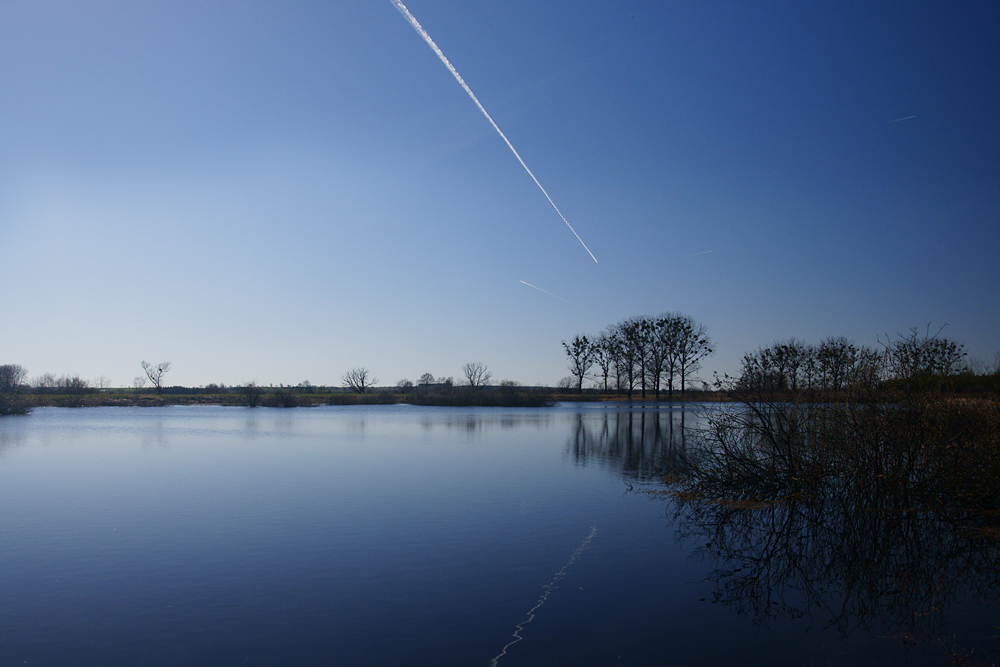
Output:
top-left (0, 404), bottom-right (995, 666)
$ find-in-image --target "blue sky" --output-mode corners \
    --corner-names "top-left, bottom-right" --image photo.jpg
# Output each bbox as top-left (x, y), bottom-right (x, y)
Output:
top-left (2, 0), bottom-right (997, 389)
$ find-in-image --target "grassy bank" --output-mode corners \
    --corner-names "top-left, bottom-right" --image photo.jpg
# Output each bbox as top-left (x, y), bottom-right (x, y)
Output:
top-left (22, 386), bottom-right (556, 409)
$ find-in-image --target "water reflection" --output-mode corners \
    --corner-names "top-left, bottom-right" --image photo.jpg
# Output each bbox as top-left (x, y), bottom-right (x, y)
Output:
top-left (565, 409), bottom-right (692, 482)
top-left (672, 493), bottom-right (1000, 655)
top-left (0, 427), bottom-right (27, 457)
top-left (566, 405), bottom-right (1000, 660)
top-left (339, 411), bottom-right (556, 440)
top-left (140, 418), bottom-right (170, 450)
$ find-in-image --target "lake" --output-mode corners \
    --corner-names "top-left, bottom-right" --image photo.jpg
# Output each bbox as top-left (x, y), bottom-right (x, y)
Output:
top-left (1, 404), bottom-right (996, 666)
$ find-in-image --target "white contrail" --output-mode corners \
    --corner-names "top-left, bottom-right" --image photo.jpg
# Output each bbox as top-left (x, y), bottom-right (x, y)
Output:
top-left (888, 115), bottom-right (916, 123)
top-left (519, 280), bottom-right (573, 305)
top-left (389, 0), bottom-right (598, 264)
top-left (690, 250), bottom-right (713, 257)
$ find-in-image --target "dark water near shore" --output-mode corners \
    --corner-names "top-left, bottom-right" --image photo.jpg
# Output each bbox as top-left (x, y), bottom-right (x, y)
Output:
top-left (1, 404), bottom-right (996, 666)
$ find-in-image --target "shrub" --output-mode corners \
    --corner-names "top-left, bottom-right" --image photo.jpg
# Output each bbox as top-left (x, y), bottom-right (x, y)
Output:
top-left (0, 364), bottom-right (30, 415)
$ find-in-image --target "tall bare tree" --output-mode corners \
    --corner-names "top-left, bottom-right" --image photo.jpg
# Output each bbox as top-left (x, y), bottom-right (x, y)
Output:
top-left (607, 322), bottom-right (640, 400)
top-left (592, 332), bottom-right (615, 393)
top-left (141, 361), bottom-right (171, 394)
top-left (342, 367), bottom-right (378, 394)
top-left (646, 314), bottom-right (683, 400)
top-left (462, 362), bottom-right (492, 389)
top-left (675, 316), bottom-right (713, 397)
top-left (562, 335), bottom-right (594, 393)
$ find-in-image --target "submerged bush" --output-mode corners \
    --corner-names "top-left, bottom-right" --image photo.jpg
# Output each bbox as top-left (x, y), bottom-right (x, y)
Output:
top-left (682, 370), bottom-right (1000, 513)
top-left (261, 390), bottom-right (302, 408)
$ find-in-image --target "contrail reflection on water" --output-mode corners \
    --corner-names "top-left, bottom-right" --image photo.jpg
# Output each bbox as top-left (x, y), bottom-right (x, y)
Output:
top-left (490, 525), bottom-right (597, 666)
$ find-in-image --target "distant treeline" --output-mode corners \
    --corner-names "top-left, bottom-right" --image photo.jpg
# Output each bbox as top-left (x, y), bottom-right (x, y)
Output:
top-left (4, 325), bottom-right (998, 416)
top-left (3, 371), bottom-right (554, 410)
top-left (732, 326), bottom-right (999, 396)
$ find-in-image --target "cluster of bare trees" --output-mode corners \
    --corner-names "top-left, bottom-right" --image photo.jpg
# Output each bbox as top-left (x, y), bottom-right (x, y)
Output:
top-left (736, 327), bottom-right (972, 393)
top-left (30, 373), bottom-right (99, 394)
top-left (396, 364), bottom-right (491, 394)
top-left (563, 313), bottom-right (714, 399)
top-left (737, 337), bottom-right (875, 392)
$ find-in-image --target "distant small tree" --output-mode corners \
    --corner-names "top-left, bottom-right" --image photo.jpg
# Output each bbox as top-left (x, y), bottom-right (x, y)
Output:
top-left (132, 376), bottom-right (147, 393)
top-left (343, 367), bottom-right (378, 394)
top-left (58, 375), bottom-right (91, 395)
top-left (396, 378), bottom-right (414, 393)
top-left (462, 362), bottom-right (492, 389)
top-left (141, 360), bottom-right (171, 395)
top-left (0, 364), bottom-right (29, 415)
top-left (241, 380), bottom-right (263, 407)
top-left (418, 373), bottom-right (435, 392)
top-left (556, 376), bottom-right (574, 390)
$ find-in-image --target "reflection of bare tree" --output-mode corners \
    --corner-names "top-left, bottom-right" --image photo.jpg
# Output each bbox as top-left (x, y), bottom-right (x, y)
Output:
top-left (140, 419), bottom-right (170, 450)
top-left (359, 413), bottom-right (556, 440)
top-left (565, 410), bottom-right (695, 482)
top-left (439, 413), bottom-right (552, 435)
top-left (672, 491), bottom-right (1000, 657)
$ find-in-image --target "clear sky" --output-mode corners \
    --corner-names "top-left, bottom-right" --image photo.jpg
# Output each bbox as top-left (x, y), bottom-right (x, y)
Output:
top-left (2, 0), bottom-right (998, 389)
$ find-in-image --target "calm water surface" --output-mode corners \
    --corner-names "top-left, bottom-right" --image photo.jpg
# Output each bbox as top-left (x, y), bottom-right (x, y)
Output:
top-left (0, 404), bottom-right (996, 666)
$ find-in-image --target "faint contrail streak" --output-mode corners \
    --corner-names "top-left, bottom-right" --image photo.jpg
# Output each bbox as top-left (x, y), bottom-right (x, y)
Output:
top-left (690, 250), bottom-right (713, 257)
top-left (888, 115), bottom-right (916, 123)
top-left (519, 280), bottom-right (573, 304)
top-left (389, 0), bottom-right (598, 263)
top-left (490, 526), bottom-right (597, 666)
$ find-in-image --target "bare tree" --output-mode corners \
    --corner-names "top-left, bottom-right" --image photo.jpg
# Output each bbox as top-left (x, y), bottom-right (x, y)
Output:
top-left (882, 325), bottom-right (968, 380)
top-left (562, 335), bottom-right (594, 393)
top-left (592, 332), bottom-right (615, 394)
top-left (675, 316), bottom-right (713, 397)
top-left (645, 314), bottom-right (683, 400)
top-left (132, 376), bottom-right (147, 393)
top-left (0, 364), bottom-right (29, 415)
top-left (95, 375), bottom-right (112, 390)
top-left (141, 360), bottom-right (171, 394)
top-left (608, 319), bottom-right (644, 400)
top-left (396, 378), bottom-right (414, 393)
top-left (343, 367), bottom-right (378, 394)
top-left (241, 380), bottom-right (263, 407)
top-left (417, 372), bottom-right (435, 393)
top-left (58, 375), bottom-right (91, 394)
top-left (462, 362), bottom-right (492, 389)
